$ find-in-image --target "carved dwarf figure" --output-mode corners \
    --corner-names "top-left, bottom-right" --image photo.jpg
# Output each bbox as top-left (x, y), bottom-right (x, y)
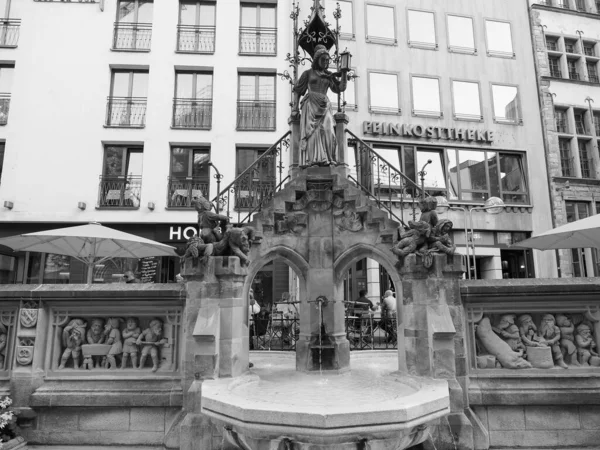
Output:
top-left (392, 220), bottom-right (431, 261)
top-left (424, 219), bottom-right (456, 269)
top-left (137, 319), bottom-right (168, 372)
top-left (576, 323), bottom-right (599, 366)
top-left (493, 314), bottom-right (525, 356)
top-left (183, 235), bottom-right (213, 264)
top-left (0, 323), bottom-right (7, 368)
top-left (418, 197), bottom-right (439, 229)
top-left (103, 317), bottom-right (124, 370)
top-left (212, 226), bottom-right (255, 266)
top-left (85, 318), bottom-right (106, 369)
top-left (556, 314), bottom-right (579, 366)
top-left (538, 314), bottom-right (568, 369)
top-left (517, 314), bottom-right (542, 347)
top-left (192, 196), bottom-right (229, 244)
top-left (59, 319), bottom-right (87, 369)
top-left (121, 317), bottom-right (141, 369)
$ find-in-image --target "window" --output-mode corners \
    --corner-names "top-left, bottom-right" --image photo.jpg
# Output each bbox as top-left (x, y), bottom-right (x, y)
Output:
top-left (0, 142), bottom-right (4, 183)
top-left (448, 150), bottom-right (528, 203)
top-left (173, 71), bottom-right (213, 129)
top-left (411, 76), bottom-right (441, 117)
top-left (575, 0), bottom-right (587, 10)
top-left (114, 0), bottom-right (153, 51)
top-left (447, 15), bottom-right (475, 54)
top-left (336, 0), bottom-right (354, 39)
top-left (0, 0), bottom-right (19, 48)
top-left (555, 108), bottom-right (568, 133)
top-left (177, 0), bottom-right (216, 53)
top-left (578, 141), bottom-right (594, 178)
top-left (168, 148), bottom-right (210, 208)
top-left (0, 65), bottom-right (13, 125)
top-left (237, 73), bottom-right (275, 130)
top-left (583, 42), bottom-right (596, 56)
top-left (565, 39), bottom-right (577, 54)
top-left (597, 0), bottom-right (600, 13)
top-left (567, 59), bottom-right (580, 80)
top-left (485, 19), bottom-right (514, 57)
top-left (366, 3), bottom-right (396, 44)
top-left (452, 80), bottom-right (481, 121)
top-left (417, 149), bottom-right (446, 196)
top-left (106, 69), bottom-right (149, 127)
top-left (239, 3), bottom-right (276, 55)
top-left (546, 36), bottom-right (559, 51)
top-left (587, 62), bottom-right (599, 83)
top-left (491, 84), bottom-right (521, 124)
top-left (575, 111), bottom-right (587, 134)
top-left (549, 56), bottom-right (562, 78)
top-left (566, 201), bottom-right (593, 277)
top-left (366, 144), bottom-right (417, 198)
top-left (98, 146), bottom-right (143, 208)
top-left (235, 147), bottom-right (276, 209)
top-left (407, 10), bottom-right (436, 49)
top-left (368, 71), bottom-right (399, 114)
top-left (559, 138), bottom-right (574, 176)
top-left (594, 112), bottom-right (600, 135)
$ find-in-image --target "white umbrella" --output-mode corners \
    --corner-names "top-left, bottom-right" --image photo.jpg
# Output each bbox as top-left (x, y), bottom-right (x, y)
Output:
top-left (511, 214), bottom-right (600, 250)
top-left (0, 222), bottom-right (178, 283)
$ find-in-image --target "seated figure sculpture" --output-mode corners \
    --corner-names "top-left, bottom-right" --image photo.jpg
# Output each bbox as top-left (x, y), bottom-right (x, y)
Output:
top-left (192, 196), bottom-right (229, 244)
top-left (59, 319), bottom-right (87, 369)
top-left (576, 323), bottom-right (599, 366)
top-left (391, 221), bottom-right (431, 261)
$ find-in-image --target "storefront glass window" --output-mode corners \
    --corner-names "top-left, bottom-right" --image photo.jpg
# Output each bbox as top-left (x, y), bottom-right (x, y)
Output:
top-left (26, 253), bottom-right (42, 284)
top-left (456, 150), bottom-right (488, 201)
top-left (0, 254), bottom-right (16, 284)
top-left (416, 149), bottom-right (446, 195)
top-left (43, 254), bottom-right (71, 284)
top-left (499, 153), bottom-right (527, 203)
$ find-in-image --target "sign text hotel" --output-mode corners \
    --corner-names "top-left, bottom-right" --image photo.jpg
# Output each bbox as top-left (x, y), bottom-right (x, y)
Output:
top-left (363, 121), bottom-right (495, 143)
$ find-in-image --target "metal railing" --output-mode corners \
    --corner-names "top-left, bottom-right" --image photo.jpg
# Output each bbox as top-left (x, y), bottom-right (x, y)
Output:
top-left (0, 19), bottom-right (19, 47)
top-left (176, 24), bottom-right (215, 53)
top-left (172, 98), bottom-right (212, 129)
top-left (250, 312), bottom-right (398, 352)
top-left (239, 27), bottom-right (277, 55)
top-left (113, 22), bottom-right (152, 51)
top-left (167, 178), bottom-right (209, 208)
top-left (211, 131), bottom-right (290, 223)
top-left (97, 176), bottom-right (142, 208)
top-left (0, 94), bottom-right (10, 125)
top-left (346, 129), bottom-right (429, 227)
top-left (105, 97), bottom-right (147, 127)
top-left (236, 100), bottom-right (276, 131)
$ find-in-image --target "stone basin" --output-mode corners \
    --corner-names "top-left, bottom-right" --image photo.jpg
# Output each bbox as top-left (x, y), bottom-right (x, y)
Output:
top-left (201, 351), bottom-right (450, 449)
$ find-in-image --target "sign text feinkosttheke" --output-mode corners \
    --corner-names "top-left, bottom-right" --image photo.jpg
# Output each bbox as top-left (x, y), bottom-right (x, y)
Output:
top-left (363, 121), bottom-right (495, 143)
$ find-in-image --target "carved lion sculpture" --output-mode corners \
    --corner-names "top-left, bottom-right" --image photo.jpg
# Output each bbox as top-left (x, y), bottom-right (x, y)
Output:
top-left (212, 226), bottom-right (256, 266)
top-left (391, 220), bottom-right (431, 261)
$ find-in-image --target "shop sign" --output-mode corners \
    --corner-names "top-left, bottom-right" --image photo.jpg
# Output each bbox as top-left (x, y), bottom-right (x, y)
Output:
top-left (156, 225), bottom-right (198, 243)
top-left (363, 121), bottom-right (494, 143)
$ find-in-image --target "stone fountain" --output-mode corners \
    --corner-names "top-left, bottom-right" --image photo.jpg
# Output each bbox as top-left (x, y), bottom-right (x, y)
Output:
top-left (177, 2), bottom-right (479, 449)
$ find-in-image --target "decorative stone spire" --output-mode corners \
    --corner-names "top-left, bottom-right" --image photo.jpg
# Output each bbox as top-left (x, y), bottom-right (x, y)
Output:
top-left (298, 0), bottom-right (336, 57)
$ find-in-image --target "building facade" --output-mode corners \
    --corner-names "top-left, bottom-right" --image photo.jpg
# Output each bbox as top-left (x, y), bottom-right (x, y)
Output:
top-left (0, 0), bottom-right (557, 293)
top-left (529, 0), bottom-right (600, 277)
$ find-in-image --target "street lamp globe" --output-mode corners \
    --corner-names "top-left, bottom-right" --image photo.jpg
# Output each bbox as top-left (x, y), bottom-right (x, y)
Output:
top-left (484, 196), bottom-right (505, 215)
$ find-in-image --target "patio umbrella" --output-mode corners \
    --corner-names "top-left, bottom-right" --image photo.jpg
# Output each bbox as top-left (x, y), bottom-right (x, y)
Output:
top-left (511, 214), bottom-right (600, 250)
top-left (0, 222), bottom-right (179, 283)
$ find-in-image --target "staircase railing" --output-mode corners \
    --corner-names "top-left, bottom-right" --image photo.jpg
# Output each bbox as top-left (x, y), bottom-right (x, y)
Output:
top-left (211, 131), bottom-right (291, 223)
top-left (346, 129), bottom-right (429, 227)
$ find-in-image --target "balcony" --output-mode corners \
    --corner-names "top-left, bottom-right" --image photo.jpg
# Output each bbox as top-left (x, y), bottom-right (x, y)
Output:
top-left (112, 22), bottom-right (152, 51)
top-left (236, 100), bottom-right (276, 131)
top-left (172, 98), bottom-right (212, 129)
top-left (105, 97), bottom-right (147, 127)
top-left (176, 25), bottom-right (215, 53)
top-left (0, 94), bottom-right (10, 125)
top-left (167, 178), bottom-right (209, 208)
top-left (97, 176), bottom-right (141, 209)
top-left (0, 19), bottom-right (19, 48)
top-left (239, 27), bottom-right (277, 55)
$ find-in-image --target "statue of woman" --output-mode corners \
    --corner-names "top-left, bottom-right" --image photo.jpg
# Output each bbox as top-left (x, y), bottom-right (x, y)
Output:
top-left (294, 44), bottom-right (347, 166)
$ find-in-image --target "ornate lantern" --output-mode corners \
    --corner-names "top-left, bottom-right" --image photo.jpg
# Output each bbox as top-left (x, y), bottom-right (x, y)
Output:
top-left (339, 50), bottom-right (352, 71)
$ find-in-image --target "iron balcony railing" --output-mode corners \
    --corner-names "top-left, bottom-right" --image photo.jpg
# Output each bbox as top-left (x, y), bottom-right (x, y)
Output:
top-left (239, 27), bottom-right (277, 55)
top-left (250, 311), bottom-right (398, 352)
top-left (97, 176), bottom-right (142, 208)
top-left (172, 98), bottom-right (212, 129)
top-left (113, 22), bottom-right (152, 51)
top-left (346, 129), bottom-right (429, 227)
top-left (0, 19), bottom-right (19, 47)
top-left (236, 100), bottom-right (276, 131)
top-left (212, 131), bottom-right (290, 223)
top-left (105, 97), bottom-right (147, 127)
top-left (167, 178), bottom-right (209, 208)
top-left (176, 24), bottom-right (215, 53)
top-left (0, 94), bottom-right (10, 125)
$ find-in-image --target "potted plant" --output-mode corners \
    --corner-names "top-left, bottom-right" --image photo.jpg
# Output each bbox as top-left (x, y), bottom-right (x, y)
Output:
top-left (0, 397), bottom-right (25, 450)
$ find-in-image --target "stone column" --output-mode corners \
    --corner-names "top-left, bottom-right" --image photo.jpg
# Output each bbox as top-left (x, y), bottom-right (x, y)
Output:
top-left (179, 256), bottom-right (248, 450)
top-left (400, 253), bottom-right (476, 450)
top-left (334, 112), bottom-right (349, 167)
top-left (288, 115), bottom-right (301, 178)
